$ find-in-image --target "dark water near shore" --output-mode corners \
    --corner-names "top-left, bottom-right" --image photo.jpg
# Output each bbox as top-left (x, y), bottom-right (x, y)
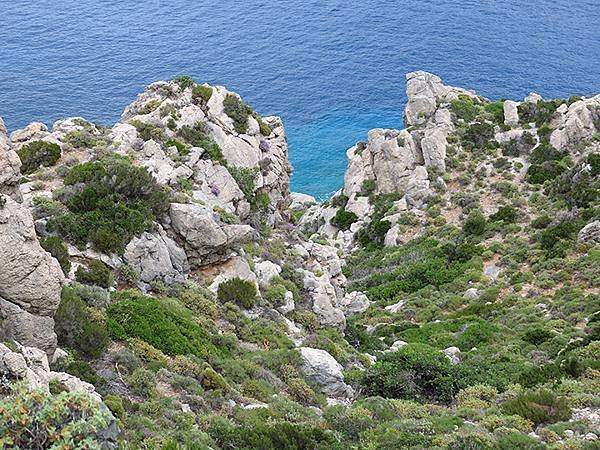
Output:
top-left (1, 0), bottom-right (599, 198)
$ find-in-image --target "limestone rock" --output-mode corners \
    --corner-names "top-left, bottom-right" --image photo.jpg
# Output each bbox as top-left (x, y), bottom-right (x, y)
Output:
top-left (124, 228), bottom-right (189, 290)
top-left (339, 291), bottom-right (370, 316)
top-left (421, 127), bottom-right (448, 171)
top-left (578, 220), bottom-right (600, 245)
top-left (299, 347), bottom-right (353, 398)
top-left (255, 260), bottom-right (282, 285)
top-left (443, 346), bottom-right (461, 365)
top-left (289, 192), bottom-right (316, 210)
top-left (0, 196), bottom-right (64, 354)
top-left (170, 202), bottom-right (255, 267)
top-left (503, 100), bottom-right (519, 126)
top-left (550, 96), bottom-right (600, 151)
top-left (0, 117), bottom-right (22, 201)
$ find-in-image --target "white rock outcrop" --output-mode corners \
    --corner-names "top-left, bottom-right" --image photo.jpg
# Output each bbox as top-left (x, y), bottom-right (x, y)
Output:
top-left (299, 347), bottom-right (353, 398)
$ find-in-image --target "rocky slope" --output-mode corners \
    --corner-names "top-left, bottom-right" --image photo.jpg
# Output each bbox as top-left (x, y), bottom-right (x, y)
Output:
top-left (0, 73), bottom-right (598, 448)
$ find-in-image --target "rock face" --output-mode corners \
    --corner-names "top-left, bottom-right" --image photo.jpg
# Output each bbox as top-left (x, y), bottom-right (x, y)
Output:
top-left (0, 117), bottom-right (22, 201)
top-left (169, 202), bottom-right (255, 267)
top-left (0, 196), bottom-right (64, 354)
top-left (123, 228), bottom-right (189, 290)
top-left (550, 96), bottom-right (600, 151)
top-left (299, 347), bottom-right (353, 398)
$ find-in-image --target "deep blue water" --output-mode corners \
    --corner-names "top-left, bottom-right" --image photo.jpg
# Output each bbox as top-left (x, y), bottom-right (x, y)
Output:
top-left (1, 1), bottom-right (599, 199)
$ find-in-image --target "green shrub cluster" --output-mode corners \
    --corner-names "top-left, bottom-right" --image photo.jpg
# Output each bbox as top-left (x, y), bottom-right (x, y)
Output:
top-left (54, 287), bottom-right (109, 358)
top-left (106, 291), bottom-right (224, 359)
top-left (177, 122), bottom-right (226, 165)
top-left (223, 94), bottom-right (271, 136)
top-left (75, 259), bottom-right (113, 288)
top-left (0, 382), bottom-right (114, 449)
top-left (47, 159), bottom-right (170, 254)
top-left (331, 208), bottom-right (358, 231)
top-left (16, 140), bottom-right (61, 174)
top-left (503, 390), bottom-right (571, 426)
top-left (217, 277), bottom-right (257, 309)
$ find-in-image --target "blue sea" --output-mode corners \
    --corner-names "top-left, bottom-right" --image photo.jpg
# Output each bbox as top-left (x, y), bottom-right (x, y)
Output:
top-left (1, 1), bottom-right (599, 199)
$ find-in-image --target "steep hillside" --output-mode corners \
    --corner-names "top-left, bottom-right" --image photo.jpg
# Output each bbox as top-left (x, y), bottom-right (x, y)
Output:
top-left (0, 73), bottom-right (598, 449)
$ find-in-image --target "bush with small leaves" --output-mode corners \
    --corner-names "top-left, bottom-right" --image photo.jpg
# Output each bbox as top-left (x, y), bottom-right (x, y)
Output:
top-left (16, 141), bottom-right (61, 174)
top-left (40, 236), bottom-right (71, 275)
top-left (360, 343), bottom-right (458, 403)
top-left (217, 277), bottom-right (258, 309)
top-left (75, 259), bottom-right (113, 288)
top-left (331, 208), bottom-right (358, 231)
top-left (223, 94), bottom-right (254, 134)
top-left (127, 368), bottom-right (156, 398)
top-left (503, 389), bottom-right (571, 426)
top-left (177, 122), bottom-right (226, 165)
top-left (489, 205), bottom-right (518, 223)
top-left (192, 84), bottom-right (213, 103)
top-left (463, 211), bottom-right (487, 236)
top-left (0, 382), bottom-right (114, 449)
top-left (54, 287), bottom-right (109, 358)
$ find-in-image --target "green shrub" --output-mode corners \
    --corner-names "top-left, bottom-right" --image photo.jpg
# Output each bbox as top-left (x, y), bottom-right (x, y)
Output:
top-left (201, 366), bottom-right (230, 391)
top-left (324, 405), bottom-right (374, 439)
top-left (330, 194), bottom-right (349, 208)
top-left (518, 100), bottom-right (561, 126)
top-left (75, 259), bottom-right (113, 288)
top-left (489, 205), bottom-right (518, 223)
top-left (177, 123), bottom-right (226, 165)
top-left (522, 327), bottom-right (553, 345)
top-left (54, 287), bottom-right (109, 358)
top-left (165, 138), bottom-right (188, 155)
top-left (360, 343), bottom-right (458, 403)
top-left (450, 95), bottom-right (481, 122)
top-left (106, 291), bottom-right (222, 358)
top-left (48, 159), bottom-right (170, 254)
top-left (463, 211), bottom-right (487, 236)
top-left (228, 166), bottom-right (257, 202)
top-left (223, 94), bottom-right (254, 134)
top-left (127, 368), bottom-right (156, 397)
top-left (192, 85), bottom-right (213, 103)
top-left (16, 141), bottom-right (61, 174)
top-left (460, 122), bottom-right (496, 151)
top-left (103, 394), bottom-right (125, 418)
top-left (40, 236), bottom-right (71, 275)
top-left (503, 389), bottom-right (571, 426)
top-left (129, 119), bottom-right (165, 142)
top-left (217, 277), bottom-right (257, 309)
top-left (496, 433), bottom-right (545, 450)
top-left (0, 382), bottom-right (114, 449)
top-left (174, 75), bottom-right (195, 90)
top-left (357, 219), bottom-right (391, 248)
top-left (331, 208), bottom-right (358, 231)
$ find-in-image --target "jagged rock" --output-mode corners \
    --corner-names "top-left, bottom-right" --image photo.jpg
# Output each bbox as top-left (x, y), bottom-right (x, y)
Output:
top-left (404, 71), bottom-right (478, 127)
top-left (10, 122), bottom-right (50, 143)
top-left (170, 202), bottom-right (255, 267)
top-left (303, 270), bottom-right (346, 330)
top-left (339, 291), bottom-right (370, 316)
top-left (404, 165), bottom-right (431, 207)
top-left (124, 229), bottom-right (189, 290)
top-left (299, 347), bottom-right (353, 398)
top-left (421, 127), bottom-right (447, 171)
top-left (550, 96), bottom-right (600, 151)
top-left (0, 117), bottom-right (22, 201)
top-left (578, 220), bottom-right (600, 244)
top-left (503, 100), bottom-right (519, 126)
top-left (0, 196), bottom-right (64, 354)
top-left (255, 260), bottom-right (282, 285)
top-left (524, 92), bottom-right (543, 104)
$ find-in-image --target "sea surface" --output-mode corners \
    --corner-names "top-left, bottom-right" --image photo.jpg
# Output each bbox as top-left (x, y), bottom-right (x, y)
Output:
top-left (1, 1), bottom-right (599, 199)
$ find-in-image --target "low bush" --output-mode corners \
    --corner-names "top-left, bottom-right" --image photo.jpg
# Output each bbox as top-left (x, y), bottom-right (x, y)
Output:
top-left (503, 389), bottom-right (571, 426)
top-left (360, 343), bottom-right (458, 403)
top-left (192, 84), bottom-right (213, 103)
top-left (106, 291), bottom-right (223, 358)
top-left (217, 277), bottom-right (258, 309)
top-left (489, 205), bottom-right (518, 223)
top-left (75, 259), bottom-right (113, 288)
top-left (177, 123), bottom-right (226, 165)
top-left (223, 94), bottom-right (254, 134)
top-left (54, 287), bottom-right (109, 358)
top-left (0, 382), bottom-right (113, 449)
top-left (331, 208), bottom-right (358, 231)
top-left (463, 211), bottom-right (487, 236)
top-left (16, 141), bottom-right (61, 174)
top-left (40, 236), bottom-right (71, 275)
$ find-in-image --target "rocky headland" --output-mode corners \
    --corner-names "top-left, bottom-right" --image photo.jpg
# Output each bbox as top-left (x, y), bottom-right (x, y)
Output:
top-left (0, 73), bottom-right (598, 448)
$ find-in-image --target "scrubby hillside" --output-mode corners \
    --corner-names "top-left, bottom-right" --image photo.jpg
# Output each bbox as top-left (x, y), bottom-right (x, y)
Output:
top-left (0, 73), bottom-right (598, 449)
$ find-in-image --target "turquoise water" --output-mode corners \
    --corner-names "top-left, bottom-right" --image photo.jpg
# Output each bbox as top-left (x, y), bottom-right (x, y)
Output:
top-left (1, 1), bottom-right (599, 198)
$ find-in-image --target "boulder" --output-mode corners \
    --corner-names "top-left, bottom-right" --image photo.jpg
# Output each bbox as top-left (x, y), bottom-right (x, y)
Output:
top-left (0, 196), bottom-right (64, 354)
top-left (578, 220), bottom-right (600, 245)
top-left (299, 347), bottom-right (353, 398)
top-left (550, 96), bottom-right (600, 151)
top-left (339, 291), bottom-right (370, 316)
top-left (170, 202), bottom-right (255, 267)
top-left (289, 192), bottom-right (317, 210)
top-left (421, 127), bottom-right (448, 171)
top-left (255, 260), bottom-right (282, 285)
top-left (124, 229), bottom-right (189, 290)
top-left (443, 346), bottom-right (461, 365)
